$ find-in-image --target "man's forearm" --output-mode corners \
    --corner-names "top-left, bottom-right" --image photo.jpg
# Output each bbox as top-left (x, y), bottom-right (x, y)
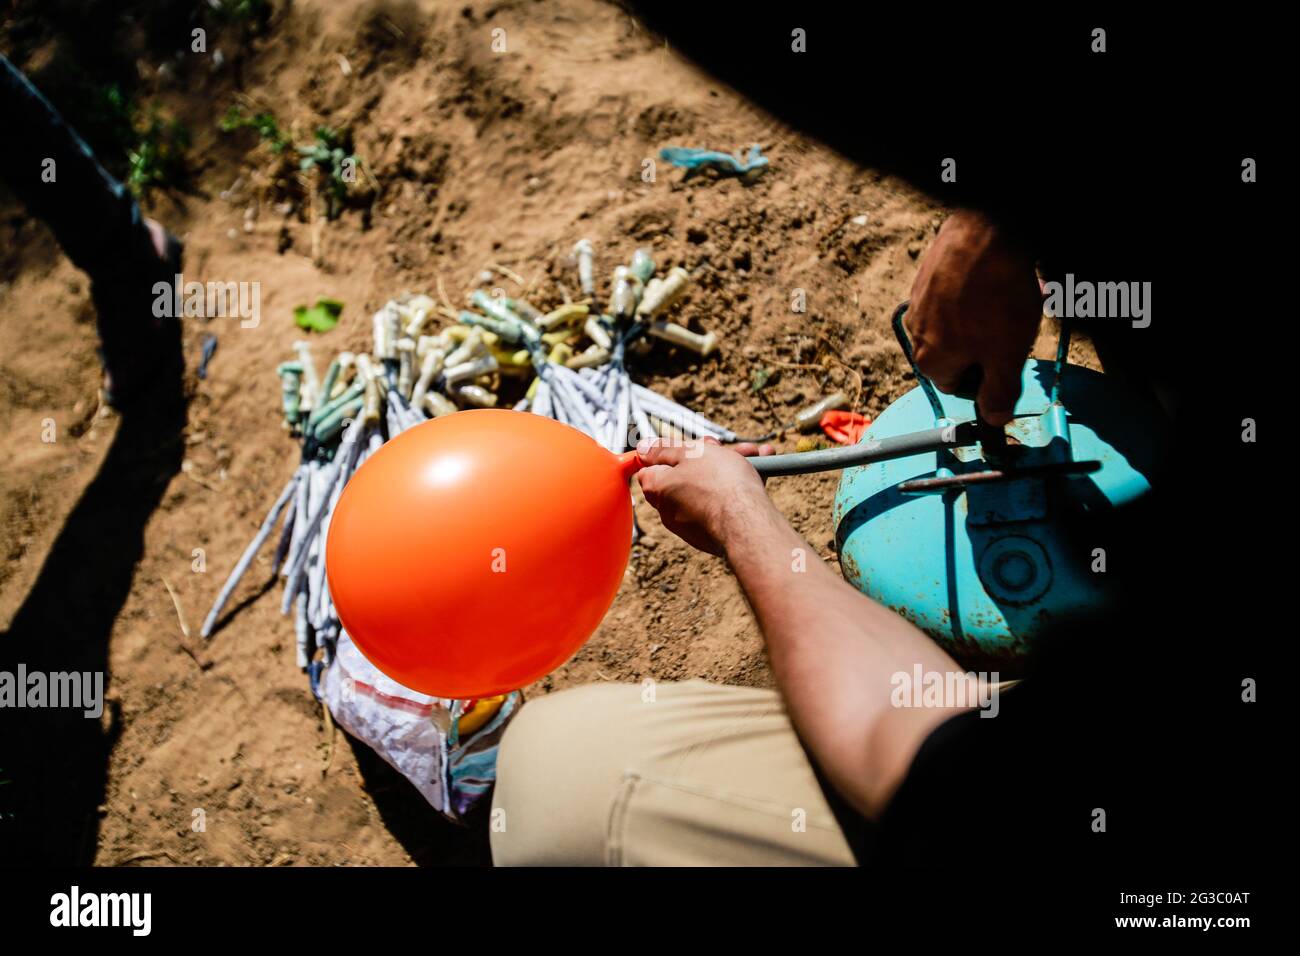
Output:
top-left (720, 491), bottom-right (969, 818)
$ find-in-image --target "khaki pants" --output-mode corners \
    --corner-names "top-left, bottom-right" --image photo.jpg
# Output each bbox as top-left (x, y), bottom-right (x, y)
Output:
top-left (490, 679), bottom-right (856, 866)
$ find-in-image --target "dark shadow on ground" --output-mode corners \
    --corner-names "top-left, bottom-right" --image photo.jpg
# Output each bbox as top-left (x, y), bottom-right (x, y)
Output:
top-left (344, 734), bottom-right (494, 867)
top-left (0, 320), bottom-right (185, 865)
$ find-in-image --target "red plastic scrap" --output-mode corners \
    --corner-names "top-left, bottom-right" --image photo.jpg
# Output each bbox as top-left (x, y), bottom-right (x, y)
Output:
top-left (820, 410), bottom-right (870, 445)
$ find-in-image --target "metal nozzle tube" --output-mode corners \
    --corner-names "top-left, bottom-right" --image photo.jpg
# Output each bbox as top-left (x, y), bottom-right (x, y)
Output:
top-left (748, 422), bottom-right (977, 477)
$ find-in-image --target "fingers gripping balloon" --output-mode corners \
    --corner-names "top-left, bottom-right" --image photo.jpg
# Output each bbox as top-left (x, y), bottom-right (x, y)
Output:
top-left (326, 409), bottom-right (643, 699)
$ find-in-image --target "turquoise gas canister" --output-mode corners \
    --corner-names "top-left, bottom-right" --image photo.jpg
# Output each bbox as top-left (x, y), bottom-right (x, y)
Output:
top-left (833, 305), bottom-right (1170, 673)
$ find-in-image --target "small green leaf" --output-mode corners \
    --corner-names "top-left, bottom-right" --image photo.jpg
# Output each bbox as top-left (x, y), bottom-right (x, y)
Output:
top-left (293, 298), bottom-right (344, 333)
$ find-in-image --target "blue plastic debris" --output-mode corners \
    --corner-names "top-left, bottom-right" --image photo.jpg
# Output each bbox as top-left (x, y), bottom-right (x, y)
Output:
top-left (198, 333), bottom-right (218, 379)
top-left (660, 144), bottom-right (769, 175)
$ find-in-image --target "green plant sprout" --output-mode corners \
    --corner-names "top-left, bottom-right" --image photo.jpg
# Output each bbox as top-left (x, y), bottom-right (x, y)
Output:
top-left (96, 84), bottom-right (190, 198)
top-left (219, 109), bottom-right (364, 219)
top-left (297, 126), bottom-right (360, 220)
top-left (220, 105), bottom-right (288, 153)
top-left (127, 110), bottom-right (191, 196)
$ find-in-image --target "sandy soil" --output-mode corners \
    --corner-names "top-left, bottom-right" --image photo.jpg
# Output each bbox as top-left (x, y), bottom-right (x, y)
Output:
top-left (0, 0), bottom-right (1093, 865)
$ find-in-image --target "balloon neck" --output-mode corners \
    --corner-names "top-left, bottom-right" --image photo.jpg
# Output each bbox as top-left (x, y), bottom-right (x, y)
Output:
top-left (617, 450), bottom-right (644, 482)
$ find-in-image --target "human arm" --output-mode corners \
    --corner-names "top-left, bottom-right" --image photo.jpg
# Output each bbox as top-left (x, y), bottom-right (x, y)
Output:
top-left (636, 438), bottom-right (987, 818)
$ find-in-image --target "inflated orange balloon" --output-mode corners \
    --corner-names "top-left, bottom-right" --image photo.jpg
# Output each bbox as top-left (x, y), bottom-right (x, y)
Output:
top-left (326, 409), bottom-right (642, 699)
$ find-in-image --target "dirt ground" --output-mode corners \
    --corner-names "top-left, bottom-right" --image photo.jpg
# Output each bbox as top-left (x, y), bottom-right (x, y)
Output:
top-left (0, 0), bottom-right (1092, 865)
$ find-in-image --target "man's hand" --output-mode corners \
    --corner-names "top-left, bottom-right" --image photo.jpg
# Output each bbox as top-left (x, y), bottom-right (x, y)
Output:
top-left (906, 209), bottom-right (1042, 425)
top-left (634, 437), bottom-right (775, 556)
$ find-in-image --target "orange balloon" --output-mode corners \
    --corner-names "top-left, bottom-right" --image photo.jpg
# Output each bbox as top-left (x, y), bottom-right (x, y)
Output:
top-left (326, 409), bottom-right (642, 699)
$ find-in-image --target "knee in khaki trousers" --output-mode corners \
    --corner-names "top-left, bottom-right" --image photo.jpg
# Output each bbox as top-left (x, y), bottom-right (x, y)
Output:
top-left (490, 679), bottom-right (856, 866)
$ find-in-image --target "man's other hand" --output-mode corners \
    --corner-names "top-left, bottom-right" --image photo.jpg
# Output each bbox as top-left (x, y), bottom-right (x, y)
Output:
top-left (906, 209), bottom-right (1042, 426)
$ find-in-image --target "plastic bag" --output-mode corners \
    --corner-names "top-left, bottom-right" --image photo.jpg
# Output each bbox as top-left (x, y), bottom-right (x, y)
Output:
top-left (320, 630), bottom-right (520, 820)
